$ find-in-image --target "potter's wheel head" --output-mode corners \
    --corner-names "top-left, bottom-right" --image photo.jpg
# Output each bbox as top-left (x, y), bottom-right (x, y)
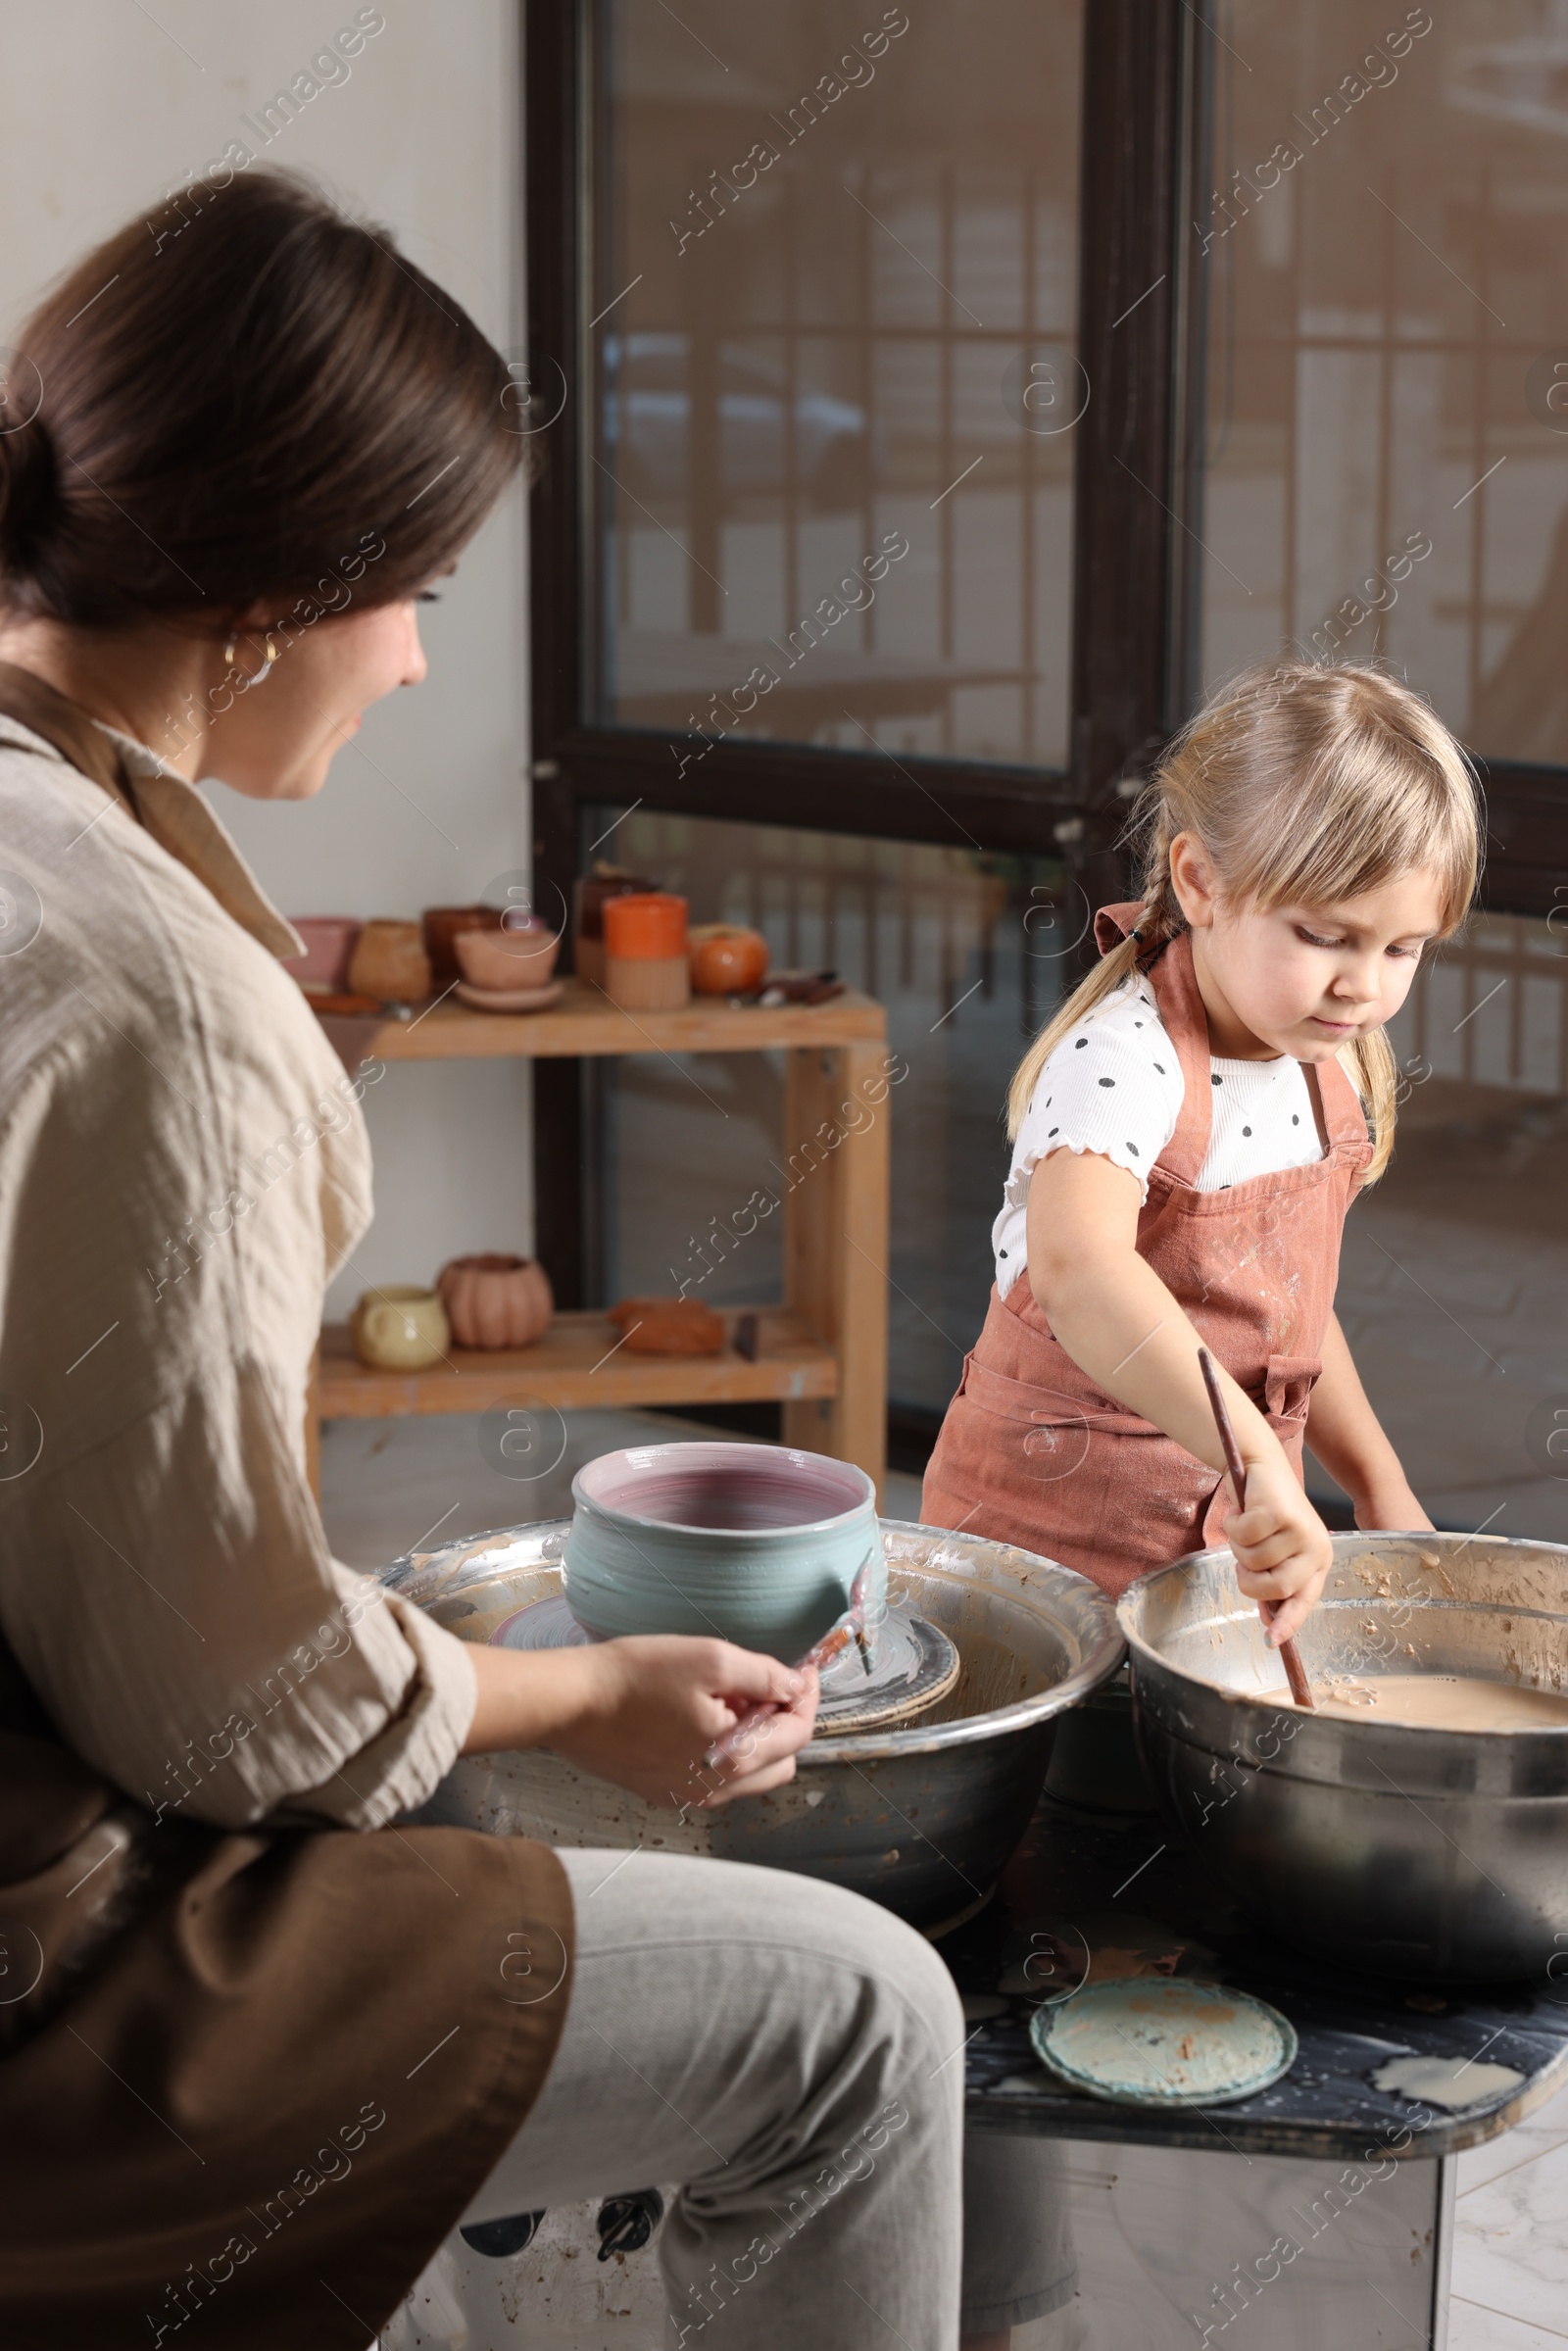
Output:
top-left (812, 1609), bottom-right (960, 1734)
top-left (491, 1595), bottom-right (960, 1736)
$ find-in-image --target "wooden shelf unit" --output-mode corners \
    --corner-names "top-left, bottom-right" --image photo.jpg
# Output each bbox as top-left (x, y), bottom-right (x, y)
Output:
top-left (313, 981), bottom-right (892, 1497)
top-left (318, 1305), bottom-right (837, 1417)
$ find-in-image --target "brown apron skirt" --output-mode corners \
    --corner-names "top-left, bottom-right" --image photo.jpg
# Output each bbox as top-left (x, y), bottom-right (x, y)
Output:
top-left (0, 1678), bottom-right (573, 2350)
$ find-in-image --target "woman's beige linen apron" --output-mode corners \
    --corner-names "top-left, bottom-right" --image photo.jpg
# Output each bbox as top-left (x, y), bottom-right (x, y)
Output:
top-left (922, 905), bottom-right (1372, 1597)
top-left (0, 668), bottom-right (574, 2349)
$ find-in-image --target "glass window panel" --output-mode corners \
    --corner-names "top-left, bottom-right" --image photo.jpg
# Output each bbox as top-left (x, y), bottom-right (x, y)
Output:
top-left (1196, 0), bottom-right (1568, 761)
top-left (590, 810), bottom-right (1068, 1419)
top-left (1314, 914), bottom-right (1568, 1541)
top-left (596, 0), bottom-right (1082, 767)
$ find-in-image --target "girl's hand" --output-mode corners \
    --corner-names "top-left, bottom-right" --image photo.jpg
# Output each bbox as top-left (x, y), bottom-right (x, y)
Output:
top-left (548, 1636), bottom-right (820, 1810)
top-left (1224, 1455), bottom-right (1335, 1645)
top-left (1352, 1479), bottom-right (1433, 1534)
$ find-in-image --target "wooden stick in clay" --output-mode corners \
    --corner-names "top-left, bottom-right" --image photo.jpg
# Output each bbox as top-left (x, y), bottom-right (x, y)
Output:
top-left (1198, 1347), bottom-right (1316, 1711)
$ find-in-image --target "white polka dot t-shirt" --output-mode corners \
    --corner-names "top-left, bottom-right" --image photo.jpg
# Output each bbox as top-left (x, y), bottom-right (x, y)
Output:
top-left (992, 974), bottom-right (1325, 1294)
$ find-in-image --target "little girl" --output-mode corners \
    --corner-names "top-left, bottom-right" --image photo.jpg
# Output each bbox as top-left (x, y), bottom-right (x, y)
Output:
top-left (927, 657), bottom-right (1479, 1649)
top-left (938, 661), bottom-right (1479, 2351)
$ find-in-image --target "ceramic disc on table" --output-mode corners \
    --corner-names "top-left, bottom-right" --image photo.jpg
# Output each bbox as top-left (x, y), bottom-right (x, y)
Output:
top-left (1028, 1979), bottom-right (1298, 2107)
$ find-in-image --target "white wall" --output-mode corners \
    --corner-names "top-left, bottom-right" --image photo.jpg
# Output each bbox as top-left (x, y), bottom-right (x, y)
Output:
top-left (0, 0), bottom-right (533, 1316)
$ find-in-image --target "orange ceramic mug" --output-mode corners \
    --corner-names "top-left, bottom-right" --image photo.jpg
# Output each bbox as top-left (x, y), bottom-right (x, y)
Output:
top-left (603, 892), bottom-right (688, 960)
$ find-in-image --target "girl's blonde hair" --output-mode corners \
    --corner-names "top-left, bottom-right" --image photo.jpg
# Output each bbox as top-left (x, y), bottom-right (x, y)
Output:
top-left (1008, 661), bottom-right (1480, 1182)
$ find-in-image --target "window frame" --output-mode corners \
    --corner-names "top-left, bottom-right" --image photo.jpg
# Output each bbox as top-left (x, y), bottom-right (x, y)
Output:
top-left (521, 0), bottom-right (1568, 1301)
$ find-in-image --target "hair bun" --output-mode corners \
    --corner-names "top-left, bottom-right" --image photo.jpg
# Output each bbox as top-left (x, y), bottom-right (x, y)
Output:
top-left (0, 403), bottom-right (58, 568)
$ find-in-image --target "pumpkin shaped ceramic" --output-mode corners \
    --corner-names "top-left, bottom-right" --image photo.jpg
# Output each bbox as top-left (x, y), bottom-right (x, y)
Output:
top-left (688, 923), bottom-right (769, 997)
top-left (437, 1253), bottom-right (554, 1349)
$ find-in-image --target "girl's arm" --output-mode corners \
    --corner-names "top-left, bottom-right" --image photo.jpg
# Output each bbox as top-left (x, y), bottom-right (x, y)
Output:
top-left (1303, 1310), bottom-right (1432, 1531)
top-left (1027, 1148), bottom-right (1334, 1641)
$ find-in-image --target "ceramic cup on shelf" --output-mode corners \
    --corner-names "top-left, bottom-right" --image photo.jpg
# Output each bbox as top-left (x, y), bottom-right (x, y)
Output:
top-left (603, 892), bottom-right (690, 1010)
top-left (350, 1286), bottom-right (451, 1370)
top-left (437, 1253), bottom-right (554, 1349)
top-left (564, 1440), bottom-right (885, 1661)
top-left (348, 919), bottom-right (432, 1004)
top-left (573, 866), bottom-right (659, 990)
top-left (688, 923), bottom-right (769, 997)
top-left (455, 919), bottom-right (561, 993)
top-left (422, 905), bottom-right (502, 983)
top-left (281, 915), bottom-right (363, 993)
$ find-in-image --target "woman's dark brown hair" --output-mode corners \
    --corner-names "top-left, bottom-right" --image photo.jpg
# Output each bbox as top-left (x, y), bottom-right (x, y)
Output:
top-left (0, 169), bottom-right (521, 627)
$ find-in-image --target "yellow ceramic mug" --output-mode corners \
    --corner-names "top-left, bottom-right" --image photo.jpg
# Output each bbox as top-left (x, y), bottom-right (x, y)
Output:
top-left (351, 1286), bottom-right (451, 1370)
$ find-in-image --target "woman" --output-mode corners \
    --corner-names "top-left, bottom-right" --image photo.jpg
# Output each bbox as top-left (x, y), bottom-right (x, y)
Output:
top-left (0, 172), bottom-right (963, 2347)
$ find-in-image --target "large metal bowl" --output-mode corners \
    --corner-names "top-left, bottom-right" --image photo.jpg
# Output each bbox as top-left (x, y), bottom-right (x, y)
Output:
top-left (1120, 1531), bottom-right (1568, 1981)
top-left (383, 1516), bottom-right (1123, 1934)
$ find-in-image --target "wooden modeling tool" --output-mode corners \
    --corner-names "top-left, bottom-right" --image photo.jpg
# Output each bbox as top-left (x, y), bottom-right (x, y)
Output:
top-left (1198, 1347), bottom-right (1316, 1711)
top-left (705, 1558), bottom-right (874, 1768)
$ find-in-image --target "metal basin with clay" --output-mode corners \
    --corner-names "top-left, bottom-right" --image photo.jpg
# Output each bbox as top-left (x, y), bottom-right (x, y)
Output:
top-left (1121, 1531), bottom-right (1568, 1981)
top-left (382, 1517), bottom-right (1123, 1935)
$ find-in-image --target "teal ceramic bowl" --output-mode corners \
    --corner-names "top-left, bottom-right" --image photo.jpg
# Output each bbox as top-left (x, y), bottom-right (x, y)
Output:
top-left (564, 1441), bottom-right (885, 1660)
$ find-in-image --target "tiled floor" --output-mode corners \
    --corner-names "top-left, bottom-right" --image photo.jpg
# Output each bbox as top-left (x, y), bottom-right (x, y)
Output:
top-left (331, 1412), bottom-right (1568, 2348)
top-left (1449, 2080), bottom-right (1568, 2349)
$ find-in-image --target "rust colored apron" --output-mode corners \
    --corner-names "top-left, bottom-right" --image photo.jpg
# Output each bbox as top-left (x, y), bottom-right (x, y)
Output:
top-left (0, 668), bottom-right (574, 2348)
top-left (921, 905), bottom-right (1372, 1598)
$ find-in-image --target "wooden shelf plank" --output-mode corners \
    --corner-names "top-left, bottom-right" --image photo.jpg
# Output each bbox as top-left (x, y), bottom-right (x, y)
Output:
top-left (350, 980), bottom-right (886, 1062)
top-left (318, 1306), bottom-right (837, 1419)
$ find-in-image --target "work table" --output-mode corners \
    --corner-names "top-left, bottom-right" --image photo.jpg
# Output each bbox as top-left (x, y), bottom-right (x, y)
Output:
top-left (954, 1788), bottom-right (1568, 2159)
top-left (938, 1747), bottom-right (1568, 2345)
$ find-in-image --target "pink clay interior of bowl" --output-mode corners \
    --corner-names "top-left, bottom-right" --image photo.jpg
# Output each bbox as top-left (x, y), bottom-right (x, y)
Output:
top-left (578, 1445), bottom-right (867, 1532)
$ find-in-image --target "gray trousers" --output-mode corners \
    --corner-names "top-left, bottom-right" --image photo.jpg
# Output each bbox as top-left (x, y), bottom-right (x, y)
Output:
top-left (960, 2133), bottom-right (1078, 2333)
top-left (462, 1846), bottom-right (967, 2347)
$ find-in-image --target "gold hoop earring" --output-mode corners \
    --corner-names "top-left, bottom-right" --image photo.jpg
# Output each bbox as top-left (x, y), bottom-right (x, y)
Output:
top-left (222, 630), bottom-right (280, 685)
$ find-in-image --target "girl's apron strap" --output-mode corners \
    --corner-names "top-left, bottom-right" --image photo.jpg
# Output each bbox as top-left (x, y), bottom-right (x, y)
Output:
top-left (1315, 1047), bottom-right (1373, 1153)
top-left (1147, 930), bottom-right (1213, 1186)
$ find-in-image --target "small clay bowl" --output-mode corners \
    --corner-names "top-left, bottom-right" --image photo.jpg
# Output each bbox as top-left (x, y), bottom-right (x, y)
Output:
top-left (456, 922), bottom-right (561, 991)
top-left (564, 1441), bottom-right (885, 1661)
top-left (422, 905), bottom-right (502, 982)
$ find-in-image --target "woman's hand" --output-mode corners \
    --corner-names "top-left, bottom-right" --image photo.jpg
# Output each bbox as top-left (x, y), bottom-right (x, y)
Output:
top-left (553, 1637), bottom-right (819, 1808)
top-left (462, 1634), bottom-right (819, 1809)
top-left (1225, 1452), bottom-right (1335, 1645)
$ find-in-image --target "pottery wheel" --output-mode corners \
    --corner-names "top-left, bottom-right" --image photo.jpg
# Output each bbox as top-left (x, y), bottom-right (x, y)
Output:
top-left (491, 1596), bottom-right (961, 1736)
top-left (812, 1610), bottom-right (961, 1734)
